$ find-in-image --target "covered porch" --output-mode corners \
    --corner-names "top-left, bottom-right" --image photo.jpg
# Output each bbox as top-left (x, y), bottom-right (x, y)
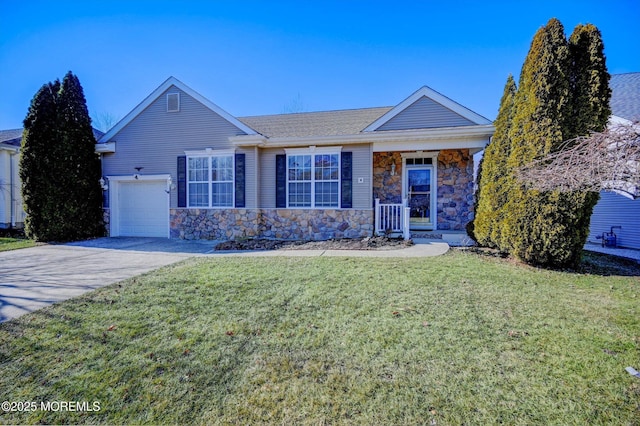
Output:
top-left (373, 149), bottom-right (477, 240)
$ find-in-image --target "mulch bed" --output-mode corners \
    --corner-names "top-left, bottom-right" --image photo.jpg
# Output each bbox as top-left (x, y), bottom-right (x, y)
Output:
top-left (214, 236), bottom-right (414, 251)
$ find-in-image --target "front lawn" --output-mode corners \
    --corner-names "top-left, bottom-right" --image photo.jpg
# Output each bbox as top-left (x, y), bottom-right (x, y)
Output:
top-left (0, 237), bottom-right (35, 252)
top-left (0, 251), bottom-right (638, 424)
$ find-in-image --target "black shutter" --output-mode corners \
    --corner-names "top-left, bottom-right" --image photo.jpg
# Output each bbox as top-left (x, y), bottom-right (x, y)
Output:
top-left (235, 153), bottom-right (245, 208)
top-left (177, 155), bottom-right (187, 208)
top-left (341, 151), bottom-right (352, 208)
top-left (276, 154), bottom-right (286, 208)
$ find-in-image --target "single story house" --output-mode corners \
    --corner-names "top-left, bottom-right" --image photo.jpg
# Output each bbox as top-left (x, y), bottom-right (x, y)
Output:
top-left (587, 72), bottom-right (640, 250)
top-left (0, 129), bottom-right (25, 229)
top-left (96, 77), bottom-right (494, 241)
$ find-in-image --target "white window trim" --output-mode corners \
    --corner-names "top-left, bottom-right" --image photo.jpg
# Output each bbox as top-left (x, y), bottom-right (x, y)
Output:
top-left (285, 148), bottom-right (342, 209)
top-left (186, 151), bottom-right (236, 209)
top-left (284, 145), bottom-right (342, 155)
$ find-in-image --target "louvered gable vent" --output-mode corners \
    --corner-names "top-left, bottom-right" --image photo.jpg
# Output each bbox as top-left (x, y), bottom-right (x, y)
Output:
top-left (167, 93), bottom-right (180, 112)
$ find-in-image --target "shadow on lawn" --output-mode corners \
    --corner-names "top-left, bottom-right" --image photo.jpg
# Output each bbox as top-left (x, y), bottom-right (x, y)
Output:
top-left (458, 247), bottom-right (640, 277)
top-left (579, 251), bottom-right (640, 277)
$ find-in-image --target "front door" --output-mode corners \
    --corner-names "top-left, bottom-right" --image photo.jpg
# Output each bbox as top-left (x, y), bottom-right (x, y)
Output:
top-left (406, 167), bottom-right (433, 230)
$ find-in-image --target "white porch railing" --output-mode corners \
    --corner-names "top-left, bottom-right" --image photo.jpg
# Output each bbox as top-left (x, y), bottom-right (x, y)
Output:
top-left (375, 198), bottom-right (411, 240)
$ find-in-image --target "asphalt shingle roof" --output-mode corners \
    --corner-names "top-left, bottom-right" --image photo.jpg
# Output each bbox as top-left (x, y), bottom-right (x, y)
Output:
top-left (238, 107), bottom-right (393, 138)
top-left (0, 129), bottom-right (23, 146)
top-left (0, 128), bottom-right (105, 147)
top-left (610, 73), bottom-right (640, 121)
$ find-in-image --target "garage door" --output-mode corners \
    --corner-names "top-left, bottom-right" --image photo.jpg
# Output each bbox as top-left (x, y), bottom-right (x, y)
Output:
top-left (116, 180), bottom-right (168, 237)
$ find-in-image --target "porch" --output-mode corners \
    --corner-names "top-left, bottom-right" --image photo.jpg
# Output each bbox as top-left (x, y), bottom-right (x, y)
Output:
top-left (374, 198), bottom-right (473, 246)
top-left (373, 149), bottom-right (476, 238)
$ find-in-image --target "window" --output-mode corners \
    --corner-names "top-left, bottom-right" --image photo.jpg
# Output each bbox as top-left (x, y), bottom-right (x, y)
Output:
top-left (287, 151), bottom-right (339, 208)
top-left (187, 155), bottom-right (234, 208)
top-left (167, 93), bottom-right (180, 112)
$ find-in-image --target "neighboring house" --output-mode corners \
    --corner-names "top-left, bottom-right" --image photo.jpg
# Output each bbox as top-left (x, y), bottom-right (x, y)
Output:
top-left (0, 129), bottom-right (25, 229)
top-left (0, 127), bottom-right (105, 231)
top-left (587, 72), bottom-right (640, 250)
top-left (96, 77), bottom-right (494, 240)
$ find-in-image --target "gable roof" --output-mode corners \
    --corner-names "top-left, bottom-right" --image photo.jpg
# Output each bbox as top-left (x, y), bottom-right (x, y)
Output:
top-left (363, 86), bottom-right (492, 132)
top-left (97, 77), bottom-right (257, 143)
top-left (0, 129), bottom-right (23, 147)
top-left (238, 107), bottom-right (392, 138)
top-left (1, 128), bottom-right (104, 148)
top-left (610, 73), bottom-right (640, 122)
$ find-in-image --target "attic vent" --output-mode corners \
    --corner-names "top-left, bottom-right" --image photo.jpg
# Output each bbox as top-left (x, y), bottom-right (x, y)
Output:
top-left (167, 93), bottom-right (180, 112)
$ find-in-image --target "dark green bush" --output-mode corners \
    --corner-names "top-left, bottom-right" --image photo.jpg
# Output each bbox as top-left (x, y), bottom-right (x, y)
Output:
top-left (20, 72), bottom-right (104, 242)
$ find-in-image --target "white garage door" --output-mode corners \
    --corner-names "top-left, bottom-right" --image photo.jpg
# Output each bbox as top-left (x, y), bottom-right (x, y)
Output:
top-left (116, 180), bottom-right (168, 237)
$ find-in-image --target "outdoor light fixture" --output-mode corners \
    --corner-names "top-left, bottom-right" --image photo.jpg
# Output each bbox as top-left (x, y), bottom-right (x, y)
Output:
top-left (390, 163), bottom-right (396, 176)
top-left (99, 177), bottom-right (108, 191)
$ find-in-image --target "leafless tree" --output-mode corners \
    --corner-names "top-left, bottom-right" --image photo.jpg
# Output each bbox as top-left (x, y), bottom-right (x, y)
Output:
top-left (92, 111), bottom-right (119, 132)
top-left (282, 93), bottom-right (305, 114)
top-left (517, 121), bottom-right (640, 199)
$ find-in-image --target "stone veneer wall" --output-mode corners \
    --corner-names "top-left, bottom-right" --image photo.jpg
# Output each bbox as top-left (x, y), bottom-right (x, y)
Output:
top-left (373, 149), bottom-right (474, 231)
top-left (437, 149), bottom-right (474, 230)
top-left (372, 152), bottom-right (403, 204)
top-left (170, 208), bottom-right (373, 240)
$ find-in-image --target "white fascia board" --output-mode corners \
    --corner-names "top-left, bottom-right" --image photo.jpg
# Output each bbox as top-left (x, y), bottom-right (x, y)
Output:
top-left (184, 148), bottom-right (236, 156)
top-left (98, 77), bottom-right (258, 143)
top-left (373, 138), bottom-right (489, 153)
top-left (95, 142), bottom-right (116, 153)
top-left (284, 146), bottom-right (343, 155)
top-left (229, 134), bottom-right (268, 147)
top-left (0, 143), bottom-right (19, 153)
top-left (608, 115), bottom-right (633, 126)
top-left (363, 86), bottom-right (492, 132)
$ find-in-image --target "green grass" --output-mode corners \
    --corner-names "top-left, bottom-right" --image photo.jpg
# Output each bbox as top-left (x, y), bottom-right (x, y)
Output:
top-left (0, 251), bottom-right (638, 424)
top-left (0, 237), bottom-right (36, 251)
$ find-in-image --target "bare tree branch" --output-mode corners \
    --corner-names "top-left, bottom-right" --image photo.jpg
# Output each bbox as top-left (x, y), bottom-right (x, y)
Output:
top-left (517, 122), bottom-right (640, 199)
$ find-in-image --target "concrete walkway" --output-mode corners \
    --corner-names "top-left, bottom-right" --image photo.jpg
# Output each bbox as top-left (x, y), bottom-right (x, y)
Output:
top-left (0, 237), bottom-right (448, 323)
top-left (584, 242), bottom-right (640, 262)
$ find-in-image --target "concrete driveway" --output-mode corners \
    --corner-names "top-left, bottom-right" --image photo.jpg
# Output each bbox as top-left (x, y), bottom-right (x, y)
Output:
top-left (0, 236), bottom-right (449, 323)
top-left (0, 238), bottom-right (216, 323)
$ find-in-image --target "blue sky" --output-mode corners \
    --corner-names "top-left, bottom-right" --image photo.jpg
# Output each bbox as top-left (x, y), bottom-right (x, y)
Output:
top-left (1, 0), bottom-right (638, 130)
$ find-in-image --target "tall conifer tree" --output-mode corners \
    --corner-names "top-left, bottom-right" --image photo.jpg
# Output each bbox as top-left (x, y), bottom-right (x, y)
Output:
top-left (471, 75), bottom-right (517, 248)
top-left (484, 18), bottom-right (611, 268)
top-left (21, 81), bottom-right (61, 240)
top-left (57, 71), bottom-right (105, 240)
top-left (20, 72), bottom-right (104, 241)
top-left (500, 18), bottom-right (572, 266)
top-left (568, 24), bottom-right (611, 137)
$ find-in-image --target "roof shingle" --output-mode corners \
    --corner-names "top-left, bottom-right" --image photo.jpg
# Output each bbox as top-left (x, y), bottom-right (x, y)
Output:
top-left (238, 107), bottom-right (393, 138)
top-left (0, 129), bottom-right (23, 146)
top-left (610, 73), bottom-right (640, 121)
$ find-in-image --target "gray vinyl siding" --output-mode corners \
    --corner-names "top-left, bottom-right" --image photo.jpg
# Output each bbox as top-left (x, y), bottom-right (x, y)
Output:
top-left (258, 144), bottom-right (372, 210)
top-left (350, 144), bottom-right (372, 208)
top-left (588, 191), bottom-right (640, 250)
top-left (101, 85), bottom-right (254, 208)
top-left (377, 96), bottom-right (475, 131)
top-left (259, 148), bottom-right (280, 209)
top-left (0, 151), bottom-right (10, 226)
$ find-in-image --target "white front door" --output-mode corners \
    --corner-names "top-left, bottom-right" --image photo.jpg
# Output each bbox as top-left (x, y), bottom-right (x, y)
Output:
top-left (405, 166), bottom-right (435, 230)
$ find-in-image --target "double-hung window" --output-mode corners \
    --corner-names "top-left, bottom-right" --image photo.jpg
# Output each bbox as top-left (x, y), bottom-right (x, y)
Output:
top-left (187, 153), bottom-right (234, 208)
top-left (286, 149), bottom-right (340, 208)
